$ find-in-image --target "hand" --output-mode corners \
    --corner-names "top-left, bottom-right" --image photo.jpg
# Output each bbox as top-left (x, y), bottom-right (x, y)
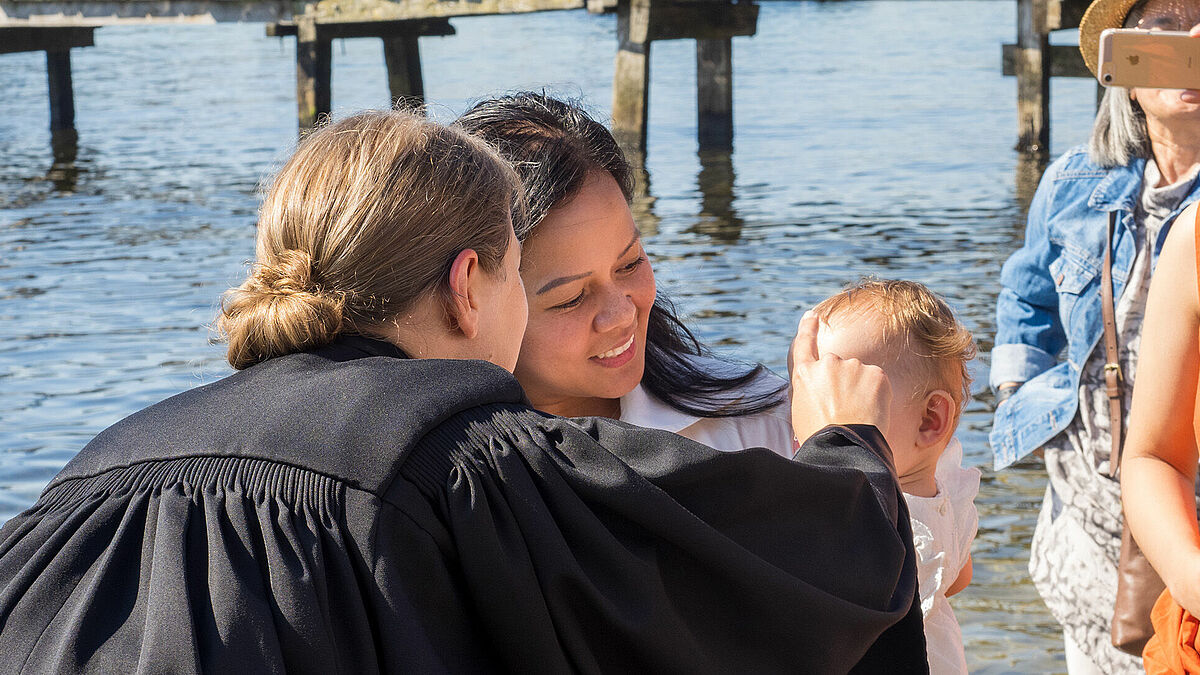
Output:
top-left (1186, 24), bottom-right (1200, 104)
top-left (788, 311), bottom-right (892, 442)
top-left (996, 381), bottom-right (1021, 404)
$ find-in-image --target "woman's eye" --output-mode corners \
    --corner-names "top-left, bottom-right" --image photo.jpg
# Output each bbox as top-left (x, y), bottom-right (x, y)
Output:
top-left (620, 256), bottom-right (646, 273)
top-left (552, 291), bottom-right (585, 310)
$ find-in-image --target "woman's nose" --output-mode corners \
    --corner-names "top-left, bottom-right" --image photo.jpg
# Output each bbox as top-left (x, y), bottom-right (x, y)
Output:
top-left (594, 286), bottom-right (637, 334)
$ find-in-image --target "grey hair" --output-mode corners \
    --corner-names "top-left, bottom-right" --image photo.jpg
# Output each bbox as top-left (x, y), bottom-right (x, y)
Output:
top-left (1088, 0), bottom-right (1152, 168)
top-left (1088, 86), bottom-right (1151, 168)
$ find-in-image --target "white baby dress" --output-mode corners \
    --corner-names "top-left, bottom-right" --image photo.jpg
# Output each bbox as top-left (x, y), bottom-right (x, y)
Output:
top-left (903, 438), bottom-right (981, 675)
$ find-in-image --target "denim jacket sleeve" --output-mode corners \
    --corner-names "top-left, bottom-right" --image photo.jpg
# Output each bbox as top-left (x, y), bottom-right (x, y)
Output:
top-left (990, 171), bottom-right (1064, 391)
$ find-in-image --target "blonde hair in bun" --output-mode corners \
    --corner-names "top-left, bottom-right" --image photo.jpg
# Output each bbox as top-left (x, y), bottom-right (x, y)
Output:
top-left (218, 110), bottom-right (520, 369)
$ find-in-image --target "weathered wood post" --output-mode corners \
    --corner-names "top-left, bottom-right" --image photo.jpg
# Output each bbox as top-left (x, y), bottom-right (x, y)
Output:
top-left (612, 0), bottom-right (653, 154)
top-left (696, 37), bottom-right (732, 151)
top-left (45, 48), bottom-right (78, 149)
top-left (0, 27), bottom-right (94, 158)
top-left (383, 35), bottom-right (424, 110)
top-left (1014, 0), bottom-right (1050, 157)
top-left (296, 15), bottom-right (332, 131)
top-left (270, 18), bottom-right (455, 130)
top-left (612, 0), bottom-right (757, 163)
top-left (1002, 0), bottom-right (1092, 183)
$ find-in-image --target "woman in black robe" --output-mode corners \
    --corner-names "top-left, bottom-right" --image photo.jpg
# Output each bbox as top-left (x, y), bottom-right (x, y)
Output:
top-left (0, 110), bottom-right (926, 673)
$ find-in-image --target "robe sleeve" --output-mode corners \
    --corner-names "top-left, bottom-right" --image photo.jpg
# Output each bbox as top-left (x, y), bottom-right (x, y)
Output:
top-left (399, 405), bottom-right (927, 674)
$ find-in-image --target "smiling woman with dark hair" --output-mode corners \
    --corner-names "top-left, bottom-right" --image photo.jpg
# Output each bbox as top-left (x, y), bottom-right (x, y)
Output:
top-left (455, 93), bottom-right (793, 456)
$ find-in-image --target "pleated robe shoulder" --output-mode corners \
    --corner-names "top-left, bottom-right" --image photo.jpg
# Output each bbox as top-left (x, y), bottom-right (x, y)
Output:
top-left (0, 336), bottom-right (927, 674)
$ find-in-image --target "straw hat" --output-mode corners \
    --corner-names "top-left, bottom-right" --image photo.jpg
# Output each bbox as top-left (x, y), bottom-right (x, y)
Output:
top-left (1079, 0), bottom-right (1143, 76)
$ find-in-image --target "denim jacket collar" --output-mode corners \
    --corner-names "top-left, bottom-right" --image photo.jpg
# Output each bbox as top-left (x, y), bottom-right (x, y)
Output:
top-left (1088, 157), bottom-right (1145, 214)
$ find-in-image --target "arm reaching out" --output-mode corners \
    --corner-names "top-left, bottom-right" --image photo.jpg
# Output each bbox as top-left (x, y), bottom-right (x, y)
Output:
top-left (1122, 201), bottom-right (1200, 614)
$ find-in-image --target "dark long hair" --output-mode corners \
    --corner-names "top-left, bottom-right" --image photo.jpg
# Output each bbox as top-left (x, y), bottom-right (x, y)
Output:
top-left (455, 92), bottom-right (787, 418)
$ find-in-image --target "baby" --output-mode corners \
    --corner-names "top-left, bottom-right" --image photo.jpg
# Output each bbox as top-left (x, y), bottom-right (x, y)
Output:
top-left (811, 279), bottom-right (981, 675)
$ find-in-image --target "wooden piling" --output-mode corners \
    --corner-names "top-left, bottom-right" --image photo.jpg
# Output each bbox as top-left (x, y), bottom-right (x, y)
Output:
top-left (45, 49), bottom-right (76, 135)
top-left (383, 35), bottom-right (424, 111)
top-left (696, 37), bottom-right (732, 151)
top-left (2, 27), bottom-right (94, 151)
top-left (1014, 0), bottom-right (1050, 156)
top-left (611, 0), bottom-right (652, 155)
top-left (270, 18), bottom-right (454, 128)
top-left (296, 16), bottom-right (332, 131)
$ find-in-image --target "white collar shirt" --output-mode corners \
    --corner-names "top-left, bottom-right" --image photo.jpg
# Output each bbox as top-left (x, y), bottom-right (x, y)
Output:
top-left (617, 356), bottom-right (793, 458)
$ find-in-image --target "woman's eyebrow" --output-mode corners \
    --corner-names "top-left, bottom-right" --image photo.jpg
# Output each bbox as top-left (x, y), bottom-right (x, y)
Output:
top-left (534, 233), bottom-right (641, 296)
top-left (537, 272), bottom-right (591, 295)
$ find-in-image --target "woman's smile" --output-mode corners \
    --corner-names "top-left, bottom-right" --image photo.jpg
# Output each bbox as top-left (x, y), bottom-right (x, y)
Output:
top-left (591, 334), bottom-right (636, 367)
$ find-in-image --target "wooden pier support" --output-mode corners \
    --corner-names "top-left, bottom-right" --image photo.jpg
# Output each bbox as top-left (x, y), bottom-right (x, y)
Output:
top-left (382, 35), bottom-right (424, 109)
top-left (1, 26), bottom-right (95, 153)
top-left (295, 17), bottom-right (331, 131)
top-left (268, 17), bottom-right (455, 131)
top-left (612, 0), bottom-right (652, 152)
top-left (611, 0), bottom-right (757, 160)
top-left (1001, 0), bottom-right (1092, 159)
top-left (1014, 0), bottom-right (1049, 157)
top-left (46, 50), bottom-right (75, 135)
top-left (696, 37), bottom-right (732, 151)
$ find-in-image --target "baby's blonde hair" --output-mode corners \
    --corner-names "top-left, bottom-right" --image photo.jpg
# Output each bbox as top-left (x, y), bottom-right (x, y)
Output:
top-left (812, 279), bottom-right (976, 410)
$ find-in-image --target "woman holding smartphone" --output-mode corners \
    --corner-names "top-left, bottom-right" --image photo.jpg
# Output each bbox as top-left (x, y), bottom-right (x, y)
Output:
top-left (990, 0), bottom-right (1200, 671)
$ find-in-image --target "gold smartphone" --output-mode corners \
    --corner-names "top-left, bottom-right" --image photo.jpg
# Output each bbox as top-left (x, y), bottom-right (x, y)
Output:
top-left (1098, 28), bottom-right (1200, 89)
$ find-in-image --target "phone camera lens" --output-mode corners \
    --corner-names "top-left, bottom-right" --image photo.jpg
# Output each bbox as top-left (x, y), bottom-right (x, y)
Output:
top-left (1103, 73), bottom-right (1113, 83)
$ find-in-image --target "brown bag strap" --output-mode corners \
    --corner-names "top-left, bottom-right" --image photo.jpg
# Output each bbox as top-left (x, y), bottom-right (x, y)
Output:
top-left (1104, 210), bottom-right (1124, 478)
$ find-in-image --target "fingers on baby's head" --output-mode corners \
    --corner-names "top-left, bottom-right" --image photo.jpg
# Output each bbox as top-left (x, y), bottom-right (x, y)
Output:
top-left (790, 311), bottom-right (821, 369)
top-left (810, 278), bottom-right (977, 407)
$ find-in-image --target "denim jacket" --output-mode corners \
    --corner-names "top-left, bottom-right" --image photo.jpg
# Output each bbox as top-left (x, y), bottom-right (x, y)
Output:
top-left (989, 146), bottom-right (1200, 470)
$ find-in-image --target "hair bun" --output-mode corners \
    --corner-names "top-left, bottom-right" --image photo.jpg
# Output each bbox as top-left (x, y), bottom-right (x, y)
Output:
top-left (255, 249), bottom-right (319, 297)
top-left (218, 249), bottom-right (346, 369)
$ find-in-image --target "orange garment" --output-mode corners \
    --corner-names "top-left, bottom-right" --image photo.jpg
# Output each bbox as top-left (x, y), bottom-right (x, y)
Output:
top-left (1144, 590), bottom-right (1200, 674)
top-left (1195, 210), bottom-right (1200, 437)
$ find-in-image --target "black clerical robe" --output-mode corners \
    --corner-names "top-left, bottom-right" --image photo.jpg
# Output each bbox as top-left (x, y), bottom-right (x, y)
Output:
top-left (0, 336), bottom-right (926, 673)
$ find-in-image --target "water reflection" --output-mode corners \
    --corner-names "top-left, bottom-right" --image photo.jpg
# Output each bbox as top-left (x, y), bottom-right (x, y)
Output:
top-left (1015, 153), bottom-right (1047, 216)
top-left (47, 131), bottom-right (81, 193)
top-left (690, 149), bottom-right (744, 243)
top-left (626, 148), bottom-right (661, 236)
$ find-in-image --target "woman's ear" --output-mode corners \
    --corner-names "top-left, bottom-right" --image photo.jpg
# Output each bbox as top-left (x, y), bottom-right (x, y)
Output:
top-left (445, 248), bottom-right (482, 339)
top-left (916, 389), bottom-right (957, 449)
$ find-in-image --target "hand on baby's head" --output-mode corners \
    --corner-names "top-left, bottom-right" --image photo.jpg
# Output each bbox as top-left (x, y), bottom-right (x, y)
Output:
top-left (788, 311), bottom-right (893, 444)
top-left (802, 279), bottom-right (976, 492)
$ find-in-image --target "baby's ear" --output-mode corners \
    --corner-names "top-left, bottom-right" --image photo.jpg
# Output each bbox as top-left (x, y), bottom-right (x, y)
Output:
top-left (916, 390), bottom-right (957, 449)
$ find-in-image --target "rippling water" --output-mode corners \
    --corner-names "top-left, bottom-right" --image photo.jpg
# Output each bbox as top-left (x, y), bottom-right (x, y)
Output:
top-left (1, 2), bottom-right (1105, 670)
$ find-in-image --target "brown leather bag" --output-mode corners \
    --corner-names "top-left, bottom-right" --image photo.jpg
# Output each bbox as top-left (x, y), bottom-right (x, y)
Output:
top-left (1106, 210), bottom-right (1168, 656)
